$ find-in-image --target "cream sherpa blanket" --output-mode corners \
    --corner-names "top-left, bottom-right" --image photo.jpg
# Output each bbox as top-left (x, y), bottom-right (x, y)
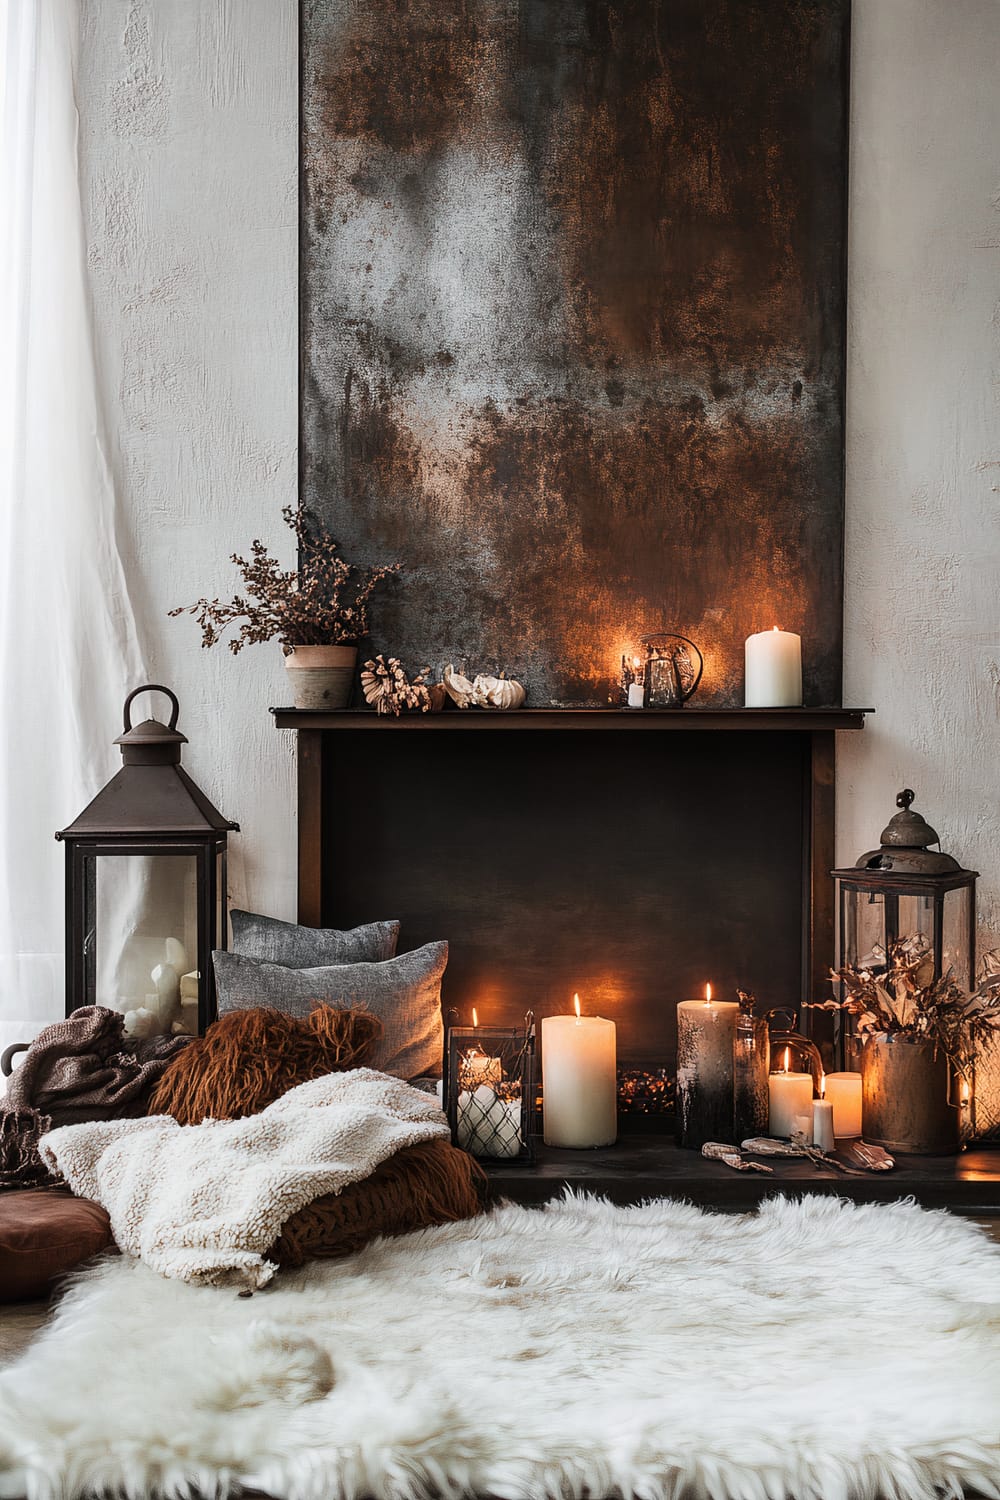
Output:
top-left (38, 1068), bottom-right (449, 1290)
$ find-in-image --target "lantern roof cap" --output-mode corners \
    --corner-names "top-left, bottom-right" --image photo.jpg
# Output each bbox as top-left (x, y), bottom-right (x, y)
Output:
top-left (855, 788), bottom-right (961, 875)
top-left (55, 684), bottom-right (238, 840)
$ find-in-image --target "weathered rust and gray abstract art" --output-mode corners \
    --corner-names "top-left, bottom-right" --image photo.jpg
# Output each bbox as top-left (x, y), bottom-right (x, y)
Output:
top-left (302, 0), bottom-right (848, 706)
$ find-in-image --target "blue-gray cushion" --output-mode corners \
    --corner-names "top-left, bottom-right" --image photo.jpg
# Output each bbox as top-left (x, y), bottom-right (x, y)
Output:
top-left (212, 943), bottom-right (447, 1080)
top-left (229, 911), bottom-right (399, 967)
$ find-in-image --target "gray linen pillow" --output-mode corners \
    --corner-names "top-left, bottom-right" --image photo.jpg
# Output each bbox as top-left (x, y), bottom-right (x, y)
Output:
top-left (212, 942), bottom-right (447, 1080)
top-left (229, 910), bottom-right (399, 967)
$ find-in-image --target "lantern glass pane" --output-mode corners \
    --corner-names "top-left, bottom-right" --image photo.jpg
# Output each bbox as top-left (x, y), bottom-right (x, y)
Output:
top-left (93, 855), bottom-right (199, 1034)
top-left (842, 887), bottom-right (886, 969)
top-left (943, 886), bottom-right (973, 989)
top-left (894, 893), bottom-right (936, 951)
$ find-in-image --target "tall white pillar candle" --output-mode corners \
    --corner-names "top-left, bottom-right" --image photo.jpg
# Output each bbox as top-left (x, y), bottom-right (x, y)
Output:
top-left (824, 1072), bottom-right (862, 1137)
top-left (744, 627), bottom-right (802, 707)
top-left (676, 985), bottom-right (739, 1149)
top-left (542, 995), bottom-right (617, 1148)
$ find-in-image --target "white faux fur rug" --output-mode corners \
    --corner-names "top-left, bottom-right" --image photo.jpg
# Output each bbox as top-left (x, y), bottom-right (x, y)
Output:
top-left (2, 1193), bottom-right (1000, 1500)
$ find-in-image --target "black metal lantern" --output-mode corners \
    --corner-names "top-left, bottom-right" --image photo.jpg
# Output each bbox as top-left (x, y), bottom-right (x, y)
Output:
top-left (443, 1010), bottom-right (536, 1163)
top-left (55, 685), bottom-right (238, 1036)
top-left (832, 788), bottom-right (977, 1045)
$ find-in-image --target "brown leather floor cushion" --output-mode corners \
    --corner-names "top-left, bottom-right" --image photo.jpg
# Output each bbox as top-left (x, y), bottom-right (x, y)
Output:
top-left (0, 1186), bottom-right (114, 1303)
top-left (270, 1138), bottom-right (487, 1267)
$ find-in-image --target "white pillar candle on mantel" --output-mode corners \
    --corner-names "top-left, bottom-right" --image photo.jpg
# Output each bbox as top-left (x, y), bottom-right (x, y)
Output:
top-left (744, 627), bottom-right (802, 708)
top-left (823, 1072), bottom-right (862, 1137)
top-left (542, 994), bottom-right (617, 1148)
top-left (676, 984), bottom-right (739, 1149)
top-left (768, 1048), bottom-right (814, 1137)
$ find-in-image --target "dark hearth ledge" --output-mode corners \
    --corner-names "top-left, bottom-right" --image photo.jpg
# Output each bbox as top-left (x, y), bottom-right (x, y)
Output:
top-left (484, 1131), bottom-right (1000, 1213)
top-left (271, 707), bottom-right (871, 731)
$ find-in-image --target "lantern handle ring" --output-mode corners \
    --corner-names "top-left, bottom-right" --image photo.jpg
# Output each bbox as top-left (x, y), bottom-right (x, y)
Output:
top-left (123, 684), bottom-right (180, 734)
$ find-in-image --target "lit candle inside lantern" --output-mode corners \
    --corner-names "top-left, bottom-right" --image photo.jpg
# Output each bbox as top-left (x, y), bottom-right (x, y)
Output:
top-left (460, 1008), bottom-right (502, 1089)
top-left (768, 1046), bottom-right (814, 1138)
top-left (542, 993), bottom-right (617, 1148)
top-left (627, 656), bottom-right (645, 709)
top-left (744, 626), bottom-right (803, 708)
top-left (824, 1071), bottom-right (862, 1137)
top-left (676, 983), bottom-right (739, 1149)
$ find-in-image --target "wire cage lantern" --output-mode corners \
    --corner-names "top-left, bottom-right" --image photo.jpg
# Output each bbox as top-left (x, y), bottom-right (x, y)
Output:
top-left (443, 1010), bottom-right (536, 1163)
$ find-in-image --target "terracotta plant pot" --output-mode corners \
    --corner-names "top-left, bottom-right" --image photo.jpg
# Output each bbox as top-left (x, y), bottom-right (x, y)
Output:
top-left (284, 644), bottom-right (357, 710)
top-left (861, 1032), bottom-right (961, 1155)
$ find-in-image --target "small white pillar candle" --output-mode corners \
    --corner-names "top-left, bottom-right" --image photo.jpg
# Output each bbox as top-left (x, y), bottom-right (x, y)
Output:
top-left (457, 1086), bottom-right (522, 1159)
top-left (744, 627), bottom-right (802, 708)
top-left (676, 984), bottom-right (739, 1149)
top-left (824, 1072), bottom-right (862, 1137)
top-left (627, 682), bottom-right (645, 708)
top-left (768, 1048), bottom-right (814, 1137)
top-left (542, 994), bottom-right (617, 1148)
top-left (812, 1098), bottom-right (835, 1152)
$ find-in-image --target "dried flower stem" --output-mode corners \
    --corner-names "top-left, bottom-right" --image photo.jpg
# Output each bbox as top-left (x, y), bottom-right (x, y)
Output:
top-left (169, 507), bottom-right (400, 653)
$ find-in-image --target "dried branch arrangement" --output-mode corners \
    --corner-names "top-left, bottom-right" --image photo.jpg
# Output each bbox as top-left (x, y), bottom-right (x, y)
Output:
top-left (169, 507), bottom-right (400, 652)
top-left (808, 936), bottom-right (1000, 1082)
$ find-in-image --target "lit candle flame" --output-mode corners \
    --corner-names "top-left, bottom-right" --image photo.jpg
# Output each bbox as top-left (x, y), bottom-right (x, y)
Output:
top-left (632, 656), bottom-right (641, 669)
top-left (783, 1046), bottom-right (791, 1073)
top-left (574, 992), bottom-right (582, 1022)
top-left (961, 1079), bottom-right (971, 1105)
top-left (472, 1007), bottom-right (478, 1029)
top-left (772, 625), bottom-right (780, 633)
top-left (704, 983), bottom-right (712, 1005)
top-left (819, 1074), bottom-right (826, 1098)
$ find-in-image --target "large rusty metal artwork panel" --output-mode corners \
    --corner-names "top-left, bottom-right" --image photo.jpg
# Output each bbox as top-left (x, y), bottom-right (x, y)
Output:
top-left (302, 0), bottom-right (849, 706)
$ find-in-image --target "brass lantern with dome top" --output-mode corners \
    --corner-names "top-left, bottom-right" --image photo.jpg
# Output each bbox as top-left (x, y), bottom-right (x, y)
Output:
top-left (832, 788), bottom-right (977, 1005)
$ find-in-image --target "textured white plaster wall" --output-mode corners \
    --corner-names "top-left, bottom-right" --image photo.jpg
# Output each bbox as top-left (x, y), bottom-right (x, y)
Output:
top-left (78, 0), bottom-right (299, 921)
top-left (841, 0), bottom-right (1000, 955)
top-left (78, 1), bottom-right (1000, 960)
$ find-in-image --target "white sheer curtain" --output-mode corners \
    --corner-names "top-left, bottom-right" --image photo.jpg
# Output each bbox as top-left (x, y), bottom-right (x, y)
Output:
top-left (0, 0), bottom-right (144, 1059)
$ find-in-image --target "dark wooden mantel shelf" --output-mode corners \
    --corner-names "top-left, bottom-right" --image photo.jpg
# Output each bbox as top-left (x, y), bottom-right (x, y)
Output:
top-left (485, 1130), bottom-right (1000, 1214)
top-left (271, 706), bottom-right (872, 731)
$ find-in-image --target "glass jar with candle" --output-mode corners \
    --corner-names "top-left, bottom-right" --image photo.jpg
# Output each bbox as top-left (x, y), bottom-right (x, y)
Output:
top-left (443, 1010), bottom-right (536, 1162)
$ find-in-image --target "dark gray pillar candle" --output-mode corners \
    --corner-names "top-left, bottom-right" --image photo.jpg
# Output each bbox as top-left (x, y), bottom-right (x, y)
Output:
top-left (675, 994), bottom-right (738, 1149)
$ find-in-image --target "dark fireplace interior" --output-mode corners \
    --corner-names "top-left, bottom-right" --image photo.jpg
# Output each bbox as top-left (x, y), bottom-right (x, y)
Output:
top-left (304, 719), bottom-right (842, 1075)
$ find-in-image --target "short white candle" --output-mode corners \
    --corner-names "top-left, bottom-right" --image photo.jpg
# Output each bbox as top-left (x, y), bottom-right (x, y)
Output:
top-left (768, 1047), bottom-right (814, 1137)
top-left (457, 1086), bottom-right (522, 1159)
top-left (676, 984), bottom-right (739, 1148)
top-left (745, 627), bottom-right (802, 708)
top-left (824, 1072), bottom-right (862, 1137)
top-left (812, 1098), bottom-right (835, 1152)
top-left (627, 682), bottom-right (645, 709)
top-left (542, 994), bottom-right (617, 1148)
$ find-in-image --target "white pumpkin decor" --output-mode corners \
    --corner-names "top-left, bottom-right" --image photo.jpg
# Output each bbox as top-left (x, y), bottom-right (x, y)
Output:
top-left (443, 664), bottom-right (526, 710)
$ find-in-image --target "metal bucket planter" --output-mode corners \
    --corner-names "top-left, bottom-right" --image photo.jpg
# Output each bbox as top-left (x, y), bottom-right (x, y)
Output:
top-left (284, 644), bottom-right (357, 710)
top-left (861, 1033), bottom-right (961, 1154)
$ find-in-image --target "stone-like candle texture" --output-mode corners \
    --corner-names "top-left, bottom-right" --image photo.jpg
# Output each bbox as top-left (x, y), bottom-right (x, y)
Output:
top-left (744, 628), bottom-right (803, 707)
top-left (542, 996), bottom-right (617, 1148)
top-left (676, 986), bottom-right (739, 1149)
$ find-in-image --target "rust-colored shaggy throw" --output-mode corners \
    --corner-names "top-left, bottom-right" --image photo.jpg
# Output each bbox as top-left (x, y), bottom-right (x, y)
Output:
top-left (148, 1005), bottom-right (383, 1125)
top-left (270, 1138), bottom-right (487, 1267)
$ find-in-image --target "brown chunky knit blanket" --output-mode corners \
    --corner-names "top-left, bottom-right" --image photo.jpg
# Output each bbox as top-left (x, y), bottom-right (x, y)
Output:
top-left (1, 1007), bottom-right (189, 1189)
